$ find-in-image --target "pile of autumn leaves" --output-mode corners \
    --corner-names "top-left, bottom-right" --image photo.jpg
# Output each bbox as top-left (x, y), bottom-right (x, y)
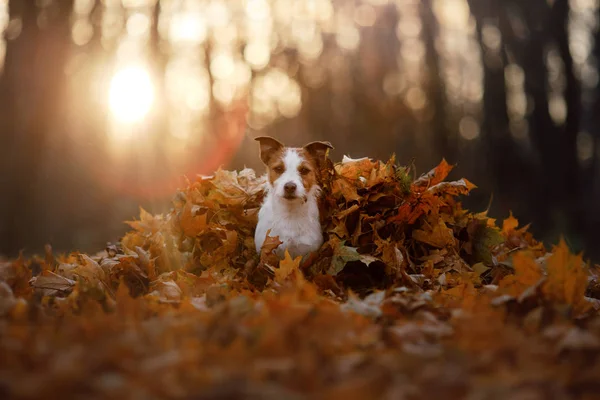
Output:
top-left (2, 155), bottom-right (600, 399)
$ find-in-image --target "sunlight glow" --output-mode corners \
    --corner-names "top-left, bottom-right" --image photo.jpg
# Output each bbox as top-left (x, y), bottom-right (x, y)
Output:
top-left (169, 13), bottom-right (207, 44)
top-left (109, 66), bottom-right (154, 124)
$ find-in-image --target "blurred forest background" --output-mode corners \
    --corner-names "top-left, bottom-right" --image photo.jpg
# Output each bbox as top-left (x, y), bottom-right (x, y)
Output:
top-left (0, 0), bottom-right (599, 261)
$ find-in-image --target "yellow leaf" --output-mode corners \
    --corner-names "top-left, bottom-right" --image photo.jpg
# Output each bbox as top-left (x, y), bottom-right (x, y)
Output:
top-left (542, 239), bottom-right (591, 315)
top-left (439, 282), bottom-right (478, 312)
top-left (275, 250), bottom-right (302, 284)
top-left (498, 251), bottom-right (543, 297)
top-left (412, 218), bottom-right (456, 249)
top-left (502, 212), bottom-right (519, 234)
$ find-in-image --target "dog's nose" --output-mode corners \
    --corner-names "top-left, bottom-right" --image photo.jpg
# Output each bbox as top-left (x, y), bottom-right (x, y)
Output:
top-left (284, 182), bottom-right (297, 194)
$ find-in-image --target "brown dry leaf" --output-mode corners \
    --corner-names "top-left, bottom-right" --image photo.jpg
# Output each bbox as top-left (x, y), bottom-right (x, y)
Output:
top-left (426, 178), bottom-right (477, 197)
top-left (412, 218), bottom-right (456, 249)
top-left (376, 239), bottom-right (412, 281)
top-left (30, 271), bottom-right (76, 296)
top-left (3, 153), bottom-right (599, 400)
top-left (259, 231), bottom-right (283, 261)
top-left (542, 239), bottom-right (591, 316)
top-left (332, 176), bottom-right (361, 202)
top-left (147, 279), bottom-right (183, 303)
top-left (202, 168), bottom-right (252, 207)
top-left (335, 156), bottom-right (376, 180)
top-left (76, 254), bottom-right (107, 282)
top-left (366, 156), bottom-right (396, 188)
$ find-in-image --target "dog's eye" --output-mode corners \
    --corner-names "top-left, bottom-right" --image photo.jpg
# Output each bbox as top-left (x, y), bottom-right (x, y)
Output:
top-left (299, 167), bottom-right (311, 175)
top-left (273, 166), bottom-right (284, 174)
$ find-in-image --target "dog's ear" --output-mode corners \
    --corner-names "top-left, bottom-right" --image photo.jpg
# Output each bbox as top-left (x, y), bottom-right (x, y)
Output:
top-left (255, 136), bottom-right (284, 165)
top-left (303, 141), bottom-right (334, 164)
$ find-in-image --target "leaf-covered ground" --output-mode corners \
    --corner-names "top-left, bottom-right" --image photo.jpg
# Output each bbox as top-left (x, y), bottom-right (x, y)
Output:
top-left (2, 156), bottom-right (600, 399)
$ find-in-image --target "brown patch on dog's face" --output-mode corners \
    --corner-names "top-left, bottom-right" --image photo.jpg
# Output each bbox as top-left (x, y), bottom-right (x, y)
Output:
top-left (255, 136), bottom-right (286, 186)
top-left (266, 154), bottom-right (286, 186)
top-left (297, 148), bottom-right (319, 192)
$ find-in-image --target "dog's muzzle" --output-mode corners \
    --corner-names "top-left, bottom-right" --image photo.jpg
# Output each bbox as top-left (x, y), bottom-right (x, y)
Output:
top-left (283, 182), bottom-right (297, 199)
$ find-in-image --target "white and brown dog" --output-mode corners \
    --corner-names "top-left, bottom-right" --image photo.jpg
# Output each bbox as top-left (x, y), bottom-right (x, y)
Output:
top-left (254, 137), bottom-right (333, 259)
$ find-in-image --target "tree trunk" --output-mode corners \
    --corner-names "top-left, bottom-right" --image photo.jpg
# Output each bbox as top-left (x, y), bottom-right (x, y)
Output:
top-left (0, 0), bottom-right (74, 256)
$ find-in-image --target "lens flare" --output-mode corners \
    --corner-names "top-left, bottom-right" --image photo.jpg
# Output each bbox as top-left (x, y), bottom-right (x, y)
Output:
top-left (109, 66), bottom-right (154, 123)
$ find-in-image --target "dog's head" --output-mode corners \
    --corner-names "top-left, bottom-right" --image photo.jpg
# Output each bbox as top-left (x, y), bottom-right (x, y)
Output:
top-left (255, 136), bottom-right (333, 202)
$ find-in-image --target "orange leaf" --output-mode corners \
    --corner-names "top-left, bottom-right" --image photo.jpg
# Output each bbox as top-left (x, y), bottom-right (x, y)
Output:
top-left (335, 156), bottom-right (376, 180)
top-left (502, 212), bottom-right (519, 234)
top-left (389, 193), bottom-right (437, 225)
top-left (275, 250), bottom-right (302, 284)
top-left (412, 218), bottom-right (456, 249)
top-left (332, 176), bottom-right (361, 202)
top-left (180, 203), bottom-right (208, 237)
top-left (413, 158), bottom-right (453, 187)
top-left (542, 239), bottom-right (591, 315)
top-left (438, 282), bottom-right (478, 312)
top-left (498, 251), bottom-right (543, 297)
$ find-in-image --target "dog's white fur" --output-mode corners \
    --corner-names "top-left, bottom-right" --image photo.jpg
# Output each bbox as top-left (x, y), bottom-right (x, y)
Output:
top-left (255, 148), bottom-right (323, 259)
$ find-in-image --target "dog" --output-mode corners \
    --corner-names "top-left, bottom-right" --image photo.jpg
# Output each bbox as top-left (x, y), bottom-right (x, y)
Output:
top-left (254, 136), bottom-right (333, 259)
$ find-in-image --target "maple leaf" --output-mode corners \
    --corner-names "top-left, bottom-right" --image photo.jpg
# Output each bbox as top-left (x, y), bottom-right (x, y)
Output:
top-left (332, 175), bottom-right (361, 202)
top-left (389, 193), bottom-right (437, 225)
top-left (542, 239), bottom-right (591, 316)
top-left (335, 155), bottom-right (376, 181)
top-left (180, 202), bottom-right (208, 237)
top-left (413, 158), bottom-right (453, 188)
top-left (498, 251), bottom-right (544, 297)
top-left (259, 231), bottom-right (283, 261)
top-left (126, 207), bottom-right (165, 233)
top-left (375, 237), bottom-right (414, 282)
top-left (502, 212), bottom-right (519, 234)
top-left (412, 217), bottom-right (456, 249)
top-left (275, 250), bottom-right (302, 284)
top-left (366, 155), bottom-right (396, 188)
